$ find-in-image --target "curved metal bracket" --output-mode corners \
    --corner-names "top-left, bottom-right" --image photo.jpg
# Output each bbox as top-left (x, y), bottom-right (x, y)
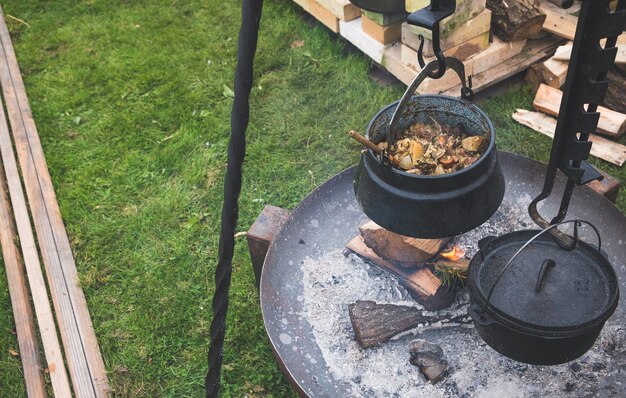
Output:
top-left (417, 33), bottom-right (446, 79)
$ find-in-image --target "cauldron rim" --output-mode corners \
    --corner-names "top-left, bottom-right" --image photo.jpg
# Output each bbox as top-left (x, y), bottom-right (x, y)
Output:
top-left (365, 94), bottom-right (495, 180)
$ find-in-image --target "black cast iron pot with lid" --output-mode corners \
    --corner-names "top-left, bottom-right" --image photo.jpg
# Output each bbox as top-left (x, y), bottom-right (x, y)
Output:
top-left (467, 221), bottom-right (620, 365)
top-left (353, 58), bottom-right (505, 238)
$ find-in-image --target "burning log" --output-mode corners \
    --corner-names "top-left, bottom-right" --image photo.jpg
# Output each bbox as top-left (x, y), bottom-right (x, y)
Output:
top-left (434, 258), bottom-right (469, 274)
top-left (359, 221), bottom-right (450, 267)
top-left (345, 234), bottom-right (455, 310)
top-left (348, 300), bottom-right (470, 348)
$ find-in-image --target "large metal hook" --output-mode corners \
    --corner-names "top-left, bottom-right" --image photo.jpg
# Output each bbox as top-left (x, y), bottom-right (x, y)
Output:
top-left (417, 31), bottom-right (446, 79)
top-left (387, 56), bottom-right (472, 146)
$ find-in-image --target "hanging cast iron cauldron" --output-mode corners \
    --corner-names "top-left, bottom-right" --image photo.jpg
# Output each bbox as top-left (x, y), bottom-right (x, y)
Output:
top-left (354, 58), bottom-right (505, 238)
top-left (467, 221), bottom-right (620, 365)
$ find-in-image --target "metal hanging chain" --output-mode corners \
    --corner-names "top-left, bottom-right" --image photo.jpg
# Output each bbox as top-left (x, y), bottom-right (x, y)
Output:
top-left (205, 1), bottom-right (264, 397)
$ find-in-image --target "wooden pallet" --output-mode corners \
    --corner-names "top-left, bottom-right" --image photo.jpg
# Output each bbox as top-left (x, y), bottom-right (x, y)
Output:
top-left (0, 5), bottom-right (109, 397)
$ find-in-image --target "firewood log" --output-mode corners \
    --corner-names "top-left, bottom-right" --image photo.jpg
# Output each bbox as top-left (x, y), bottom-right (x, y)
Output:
top-left (541, 57), bottom-right (568, 89)
top-left (486, 0), bottom-right (546, 41)
top-left (359, 221), bottom-right (449, 267)
top-left (525, 63), bottom-right (546, 93)
top-left (603, 67), bottom-right (626, 115)
top-left (345, 235), bottom-right (456, 310)
top-left (348, 301), bottom-right (470, 348)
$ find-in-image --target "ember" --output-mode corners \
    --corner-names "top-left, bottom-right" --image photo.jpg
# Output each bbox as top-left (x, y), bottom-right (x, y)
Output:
top-left (382, 120), bottom-right (487, 175)
top-left (439, 244), bottom-right (466, 262)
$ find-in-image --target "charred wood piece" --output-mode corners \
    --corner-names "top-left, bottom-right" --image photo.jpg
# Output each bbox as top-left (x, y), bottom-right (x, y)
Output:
top-left (348, 300), bottom-right (470, 348)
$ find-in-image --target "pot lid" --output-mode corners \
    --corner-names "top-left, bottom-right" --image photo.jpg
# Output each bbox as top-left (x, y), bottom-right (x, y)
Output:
top-left (470, 230), bottom-right (619, 331)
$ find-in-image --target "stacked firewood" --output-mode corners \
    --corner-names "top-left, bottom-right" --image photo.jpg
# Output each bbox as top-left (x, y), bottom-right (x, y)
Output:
top-left (525, 0), bottom-right (626, 116)
top-left (515, 0), bottom-right (625, 203)
top-left (399, 0), bottom-right (553, 93)
top-left (400, 0), bottom-right (492, 93)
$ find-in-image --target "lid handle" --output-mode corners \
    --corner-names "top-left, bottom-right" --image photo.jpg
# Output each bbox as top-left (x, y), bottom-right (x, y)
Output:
top-left (534, 259), bottom-right (556, 293)
top-left (482, 219), bottom-right (602, 311)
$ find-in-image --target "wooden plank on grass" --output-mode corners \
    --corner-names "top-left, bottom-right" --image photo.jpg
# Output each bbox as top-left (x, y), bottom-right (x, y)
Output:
top-left (0, 5), bottom-right (109, 397)
top-left (540, 2), bottom-right (577, 40)
top-left (542, 2), bottom-right (625, 43)
top-left (408, 9), bottom-right (491, 55)
top-left (398, 44), bottom-right (475, 92)
top-left (512, 109), bottom-right (626, 166)
top-left (0, 88), bottom-right (70, 398)
top-left (470, 36), bottom-right (526, 76)
top-left (0, 150), bottom-right (47, 398)
top-left (402, 30), bottom-right (489, 62)
top-left (533, 84), bottom-right (626, 138)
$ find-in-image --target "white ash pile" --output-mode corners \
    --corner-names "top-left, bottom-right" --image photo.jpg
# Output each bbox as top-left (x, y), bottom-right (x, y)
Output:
top-left (300, 197), bottom-right (625, 397)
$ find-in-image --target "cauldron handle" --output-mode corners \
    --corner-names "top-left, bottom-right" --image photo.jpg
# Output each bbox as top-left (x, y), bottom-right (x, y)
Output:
top-left (482, 219), bottom-right (602, 311)
top-left (387, 56), bottom-right (472, 146)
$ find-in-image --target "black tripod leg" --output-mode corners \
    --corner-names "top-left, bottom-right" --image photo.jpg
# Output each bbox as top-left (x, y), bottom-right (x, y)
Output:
top-left (205, 1), bottom-right (264, 397)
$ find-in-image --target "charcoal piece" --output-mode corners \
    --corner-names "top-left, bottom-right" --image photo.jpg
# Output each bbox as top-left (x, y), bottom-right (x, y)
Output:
top-left (410, 351), bottom-right (449, 383)
top-left (569, 362), bottom-right (582, 372)
top-left (409, 339), bottom-right (444, 359)
top-left (592, 362), bottom-right (606, 372)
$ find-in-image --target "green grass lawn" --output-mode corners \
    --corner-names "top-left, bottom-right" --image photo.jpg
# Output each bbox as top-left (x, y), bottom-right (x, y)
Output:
top-left (0, 0), bottom-right (624, 397)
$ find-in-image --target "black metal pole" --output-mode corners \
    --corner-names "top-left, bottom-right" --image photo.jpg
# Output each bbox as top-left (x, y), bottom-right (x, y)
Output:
top-left (205, 1), bottom-right (263, 397)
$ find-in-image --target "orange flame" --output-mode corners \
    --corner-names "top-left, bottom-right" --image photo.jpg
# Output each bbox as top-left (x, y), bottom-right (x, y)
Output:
top-left (440, 244), bottom-right (466, 262)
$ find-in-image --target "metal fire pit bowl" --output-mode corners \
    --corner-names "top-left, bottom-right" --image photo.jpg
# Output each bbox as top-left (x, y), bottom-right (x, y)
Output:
top-left (260, 152), bottom-right (626, 397)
